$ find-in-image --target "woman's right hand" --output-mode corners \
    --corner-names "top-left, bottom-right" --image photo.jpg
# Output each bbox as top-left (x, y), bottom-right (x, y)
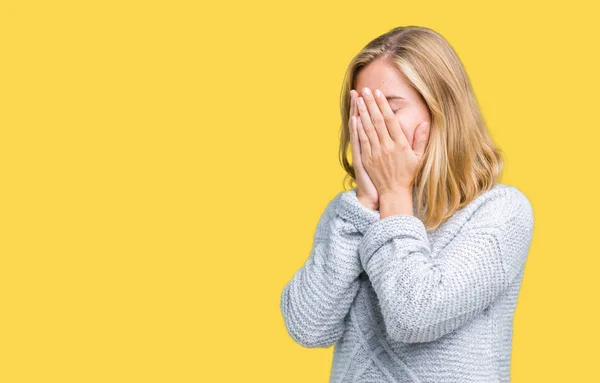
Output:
top-left (349, 89), bottom-right (379, 211)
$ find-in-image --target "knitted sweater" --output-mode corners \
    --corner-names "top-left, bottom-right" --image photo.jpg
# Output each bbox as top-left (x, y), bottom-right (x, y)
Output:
top-left (280, 183), bottom-right (534, 383)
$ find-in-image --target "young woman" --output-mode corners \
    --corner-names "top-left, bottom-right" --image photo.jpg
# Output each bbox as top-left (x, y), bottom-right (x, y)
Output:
top-left (280, 26), bottom-right (534, 383)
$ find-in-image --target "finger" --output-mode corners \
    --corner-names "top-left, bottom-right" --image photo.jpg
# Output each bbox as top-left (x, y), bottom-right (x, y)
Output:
top-left (356, 96), bottom-right (381, 154)
top-left (356, 116), bottom-right (371, 159)
top-left (348, 90), bottom-right (356, 121)
top-left (360, 87), bottom-right (393, 146)
top-left (348, 91), bottom-right (360, 151)
top-left (350, 115), bottom-right (362, 167)
top-left (372, 88), bottom-right (410, 147)
top-left (352, 90), bottom-right (359, 119)
top-left (412, 122), bottom-right (430, 160)
top-left (348, 93), bottom-right (359, 161)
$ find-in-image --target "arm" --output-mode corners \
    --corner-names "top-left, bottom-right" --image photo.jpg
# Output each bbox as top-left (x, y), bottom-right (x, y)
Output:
top-left (280, 188), bottom-right (380, 348)
top-left (357, 187), bottom-right (534, 344)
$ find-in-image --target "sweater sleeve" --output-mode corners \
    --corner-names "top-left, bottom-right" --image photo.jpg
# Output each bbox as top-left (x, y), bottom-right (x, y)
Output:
top-left (280, 188), bottom-right (380, 348)
top-left (357, 187), bottom-right (534, 344)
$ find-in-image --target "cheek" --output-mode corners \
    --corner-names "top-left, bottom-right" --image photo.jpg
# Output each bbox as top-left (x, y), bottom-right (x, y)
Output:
top-left (395, 111), bottom-right (420, 143)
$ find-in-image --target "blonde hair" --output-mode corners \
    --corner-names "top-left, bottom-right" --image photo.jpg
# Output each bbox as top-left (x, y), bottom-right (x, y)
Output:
top-left (339, 25), bottom-right (504, 231)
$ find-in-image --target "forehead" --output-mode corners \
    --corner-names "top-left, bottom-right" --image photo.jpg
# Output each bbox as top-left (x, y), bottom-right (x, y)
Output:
top-left (355, 59), bottom-right (413, 97)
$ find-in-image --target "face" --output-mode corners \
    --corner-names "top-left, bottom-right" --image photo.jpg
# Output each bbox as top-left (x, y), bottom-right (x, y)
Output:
top-left (354, 58), bottom-right (431, 149)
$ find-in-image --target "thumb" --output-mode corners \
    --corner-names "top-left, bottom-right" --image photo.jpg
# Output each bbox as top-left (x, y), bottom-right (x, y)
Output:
top-left (412, 122), bottom-right (430, 160)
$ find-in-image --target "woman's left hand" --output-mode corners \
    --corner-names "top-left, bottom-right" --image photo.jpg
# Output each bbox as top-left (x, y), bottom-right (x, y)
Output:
top-left (355, 87), bottom-right (430, 197)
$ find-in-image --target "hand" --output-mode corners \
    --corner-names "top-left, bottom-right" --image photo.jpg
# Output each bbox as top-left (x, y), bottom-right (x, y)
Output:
top-left (355, 87), bottom-right (430, 197)
top-left (349, 89), bottom-right (379, 210)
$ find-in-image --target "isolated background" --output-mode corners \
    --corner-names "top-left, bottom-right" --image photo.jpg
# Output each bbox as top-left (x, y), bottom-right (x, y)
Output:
top-left (1, 0), bottom-right (599, 381)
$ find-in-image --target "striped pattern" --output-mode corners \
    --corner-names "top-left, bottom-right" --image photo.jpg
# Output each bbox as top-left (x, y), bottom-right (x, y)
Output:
top-left (280, 183), bottom-right (534, 382)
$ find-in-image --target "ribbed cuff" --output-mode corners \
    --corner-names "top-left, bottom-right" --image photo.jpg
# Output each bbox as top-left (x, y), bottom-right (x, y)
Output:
top-left (335, 188), bottom-right (380, 234)
top-left (358, 214), bottom-right (429, 267)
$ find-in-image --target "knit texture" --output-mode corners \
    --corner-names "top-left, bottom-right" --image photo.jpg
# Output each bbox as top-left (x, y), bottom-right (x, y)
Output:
top-left (280, 183), bottom-right (534, 383)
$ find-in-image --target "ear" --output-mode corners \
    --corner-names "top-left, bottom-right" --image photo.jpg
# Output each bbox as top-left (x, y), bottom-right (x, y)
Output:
top-left (412, 122), bottom-right (430, 159)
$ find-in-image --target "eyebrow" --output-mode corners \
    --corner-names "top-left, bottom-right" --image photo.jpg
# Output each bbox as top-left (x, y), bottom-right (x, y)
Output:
top-left (385, 95), bottom-right (406, 100)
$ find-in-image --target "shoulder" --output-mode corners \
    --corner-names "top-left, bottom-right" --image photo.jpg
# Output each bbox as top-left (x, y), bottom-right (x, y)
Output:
top-left (473, 184), bottom-right (535, 276)
top-left (311, 191), bottom-right (344, 239)
top-left (458, 184), bottom-right (534, 232)
top-left (477, 183), bottom-right (532, 212)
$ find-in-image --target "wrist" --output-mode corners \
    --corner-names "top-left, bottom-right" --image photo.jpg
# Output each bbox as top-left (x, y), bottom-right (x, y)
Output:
top-left (356, 196), bottom-right (378, 211)
top-left (379, 188), bottom-right (413, 218)
top-left (337, 189), bottom-right (381, 234)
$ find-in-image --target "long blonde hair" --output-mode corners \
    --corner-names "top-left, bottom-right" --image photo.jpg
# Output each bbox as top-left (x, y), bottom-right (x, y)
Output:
top-left (339, 26), bottom-right (504, 231)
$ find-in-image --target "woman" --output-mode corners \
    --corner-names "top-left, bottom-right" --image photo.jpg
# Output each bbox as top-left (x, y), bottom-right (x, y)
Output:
top-left (280, 26), bottom-right (534, 383)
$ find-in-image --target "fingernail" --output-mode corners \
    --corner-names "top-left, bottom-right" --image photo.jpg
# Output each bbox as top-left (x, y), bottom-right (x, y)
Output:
top-left (374, 89), bottom-right (381, 98)
top-left (362, 87), bottom-right (371, 96)
top-left (358, 97), bottom-right (365, 105)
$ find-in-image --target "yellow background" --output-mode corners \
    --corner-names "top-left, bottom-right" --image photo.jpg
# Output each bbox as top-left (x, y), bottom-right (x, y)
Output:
top-left (1, 0), bottom-right (598, 381)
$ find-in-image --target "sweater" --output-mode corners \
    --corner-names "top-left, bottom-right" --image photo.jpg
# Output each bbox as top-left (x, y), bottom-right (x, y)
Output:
top-left (280, 183), bottom-right (534, 383)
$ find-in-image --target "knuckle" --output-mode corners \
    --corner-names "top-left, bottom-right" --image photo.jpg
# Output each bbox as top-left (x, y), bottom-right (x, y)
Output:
top-left (383, 113), bottom-right (396, 125)
top-left (397, 142), bottom-right (410, 151)
top-left (372, 115), bottom-right (385, 126)
top-left (383, 141), bottom-right (395, 153)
